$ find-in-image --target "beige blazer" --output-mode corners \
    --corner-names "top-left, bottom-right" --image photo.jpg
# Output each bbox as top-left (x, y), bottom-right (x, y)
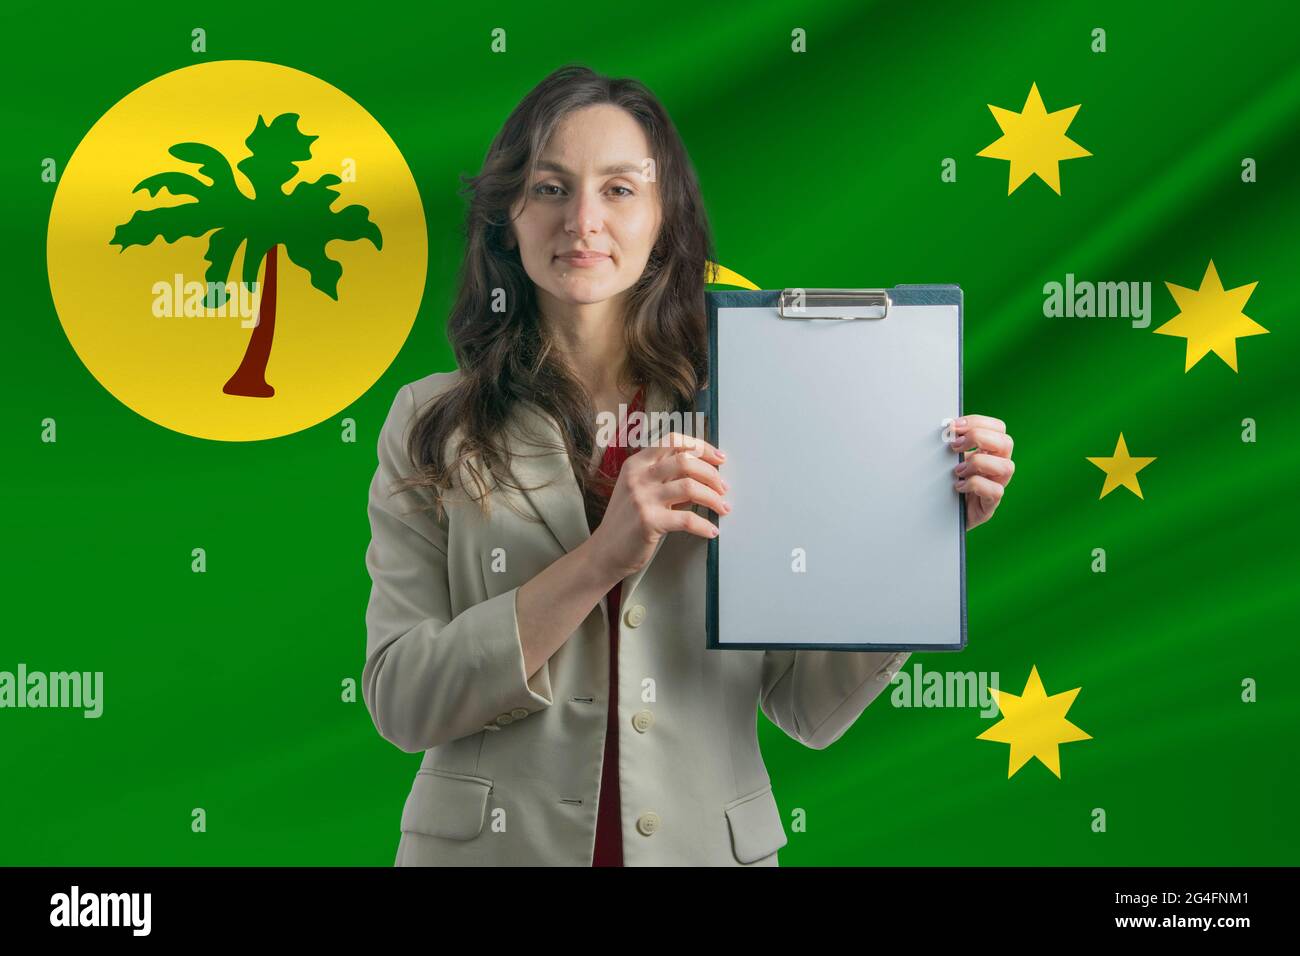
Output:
top-left (362, 369), bottom-right (911, 866)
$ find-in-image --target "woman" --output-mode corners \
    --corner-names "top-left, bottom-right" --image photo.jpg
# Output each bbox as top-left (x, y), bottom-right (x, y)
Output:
top-left (362, 65), bottom-right (1015, 866)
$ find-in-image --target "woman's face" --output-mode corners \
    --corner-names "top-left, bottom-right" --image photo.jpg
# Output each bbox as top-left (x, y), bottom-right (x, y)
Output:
top-left (508, 104), bottom-right (662, 310)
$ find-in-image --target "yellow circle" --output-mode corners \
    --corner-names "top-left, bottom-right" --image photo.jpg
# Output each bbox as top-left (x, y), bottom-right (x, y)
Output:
top-left (47, 60), bottom-right (426, 441)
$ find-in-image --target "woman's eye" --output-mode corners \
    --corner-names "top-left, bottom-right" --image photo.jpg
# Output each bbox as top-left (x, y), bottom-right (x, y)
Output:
top-left (533, 183), bottom-right (634, 198)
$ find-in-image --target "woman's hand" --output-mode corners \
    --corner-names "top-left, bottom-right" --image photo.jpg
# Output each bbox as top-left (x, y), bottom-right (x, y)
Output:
top-left (949, 414), bottom-right (1015, 530)
top-left (586, 432), bottom-right (728, 581)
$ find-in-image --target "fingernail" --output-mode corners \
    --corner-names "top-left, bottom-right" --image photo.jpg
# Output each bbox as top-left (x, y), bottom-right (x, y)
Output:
top-left (953, 464), bottom-right (965, 476)
top-left (955, 417), bottom-right (967, 426)
top-left (718, 450), bottom-right (727, 459)
top-left (722, 501), bottom-right (731, 513)
top-left (711, 525), bottom-right (719, 536)
top-left (721, 479), bottom-right (730, 491)
top-left (955, 480), bottom-right (967, 492)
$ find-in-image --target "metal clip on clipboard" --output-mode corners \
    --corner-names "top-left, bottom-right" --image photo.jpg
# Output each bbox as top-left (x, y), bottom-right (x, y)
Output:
top-left (777, 288), bottom-right (891, 320)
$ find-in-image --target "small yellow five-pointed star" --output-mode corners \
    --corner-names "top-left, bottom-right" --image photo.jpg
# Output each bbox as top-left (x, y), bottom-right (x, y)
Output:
top-left (977, 665), bottom-right (1091, 779)
top-left (977, 82), bottom-right (1091, 194)
top-left (1154, 260), bottom-right (1268, 372)
top-left (1086, 433), bottom-right (1156, 499)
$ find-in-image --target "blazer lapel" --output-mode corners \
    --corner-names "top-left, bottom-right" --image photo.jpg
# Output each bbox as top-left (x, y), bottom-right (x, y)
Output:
top-left (501, 381), bottom-right (677, 602)
top-left (499, 397), bottom-right (591, 558)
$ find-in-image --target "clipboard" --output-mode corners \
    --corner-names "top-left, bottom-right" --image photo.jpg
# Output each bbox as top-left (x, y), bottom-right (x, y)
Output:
top-left (700, 286), bottom-right (966, 652)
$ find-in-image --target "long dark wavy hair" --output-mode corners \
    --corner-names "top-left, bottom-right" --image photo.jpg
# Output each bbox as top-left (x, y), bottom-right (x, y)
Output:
top-left (394, 64), bottom-right (717, 526)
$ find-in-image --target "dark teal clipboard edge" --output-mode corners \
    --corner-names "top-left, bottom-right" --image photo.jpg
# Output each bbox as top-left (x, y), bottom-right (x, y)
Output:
top-left (700, 285), bottom-right (967, 652)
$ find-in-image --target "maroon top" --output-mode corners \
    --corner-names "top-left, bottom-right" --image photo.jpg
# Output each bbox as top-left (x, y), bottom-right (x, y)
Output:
top-left (590, 384), bottom-right (645, 867)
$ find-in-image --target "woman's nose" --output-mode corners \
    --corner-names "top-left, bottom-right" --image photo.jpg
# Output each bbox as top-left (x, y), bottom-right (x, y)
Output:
top-left (565, 189), bottom-right (603, 237)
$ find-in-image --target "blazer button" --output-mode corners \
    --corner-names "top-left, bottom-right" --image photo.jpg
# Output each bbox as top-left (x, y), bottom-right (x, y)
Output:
top-left (636, 811), bottom-right (661, 836)
top-left (624, 604), bottom-right (646, 628)
top-left (495, 713), bottom-right (514, 726)
top-left (632, 710), bottom-right (655, 733)
top-left (510, 708), bottom-right (529, 719)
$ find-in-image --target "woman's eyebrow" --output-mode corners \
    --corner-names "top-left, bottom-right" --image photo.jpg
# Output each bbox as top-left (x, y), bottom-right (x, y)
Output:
top-left (535, 159), bottom-right (643, 176)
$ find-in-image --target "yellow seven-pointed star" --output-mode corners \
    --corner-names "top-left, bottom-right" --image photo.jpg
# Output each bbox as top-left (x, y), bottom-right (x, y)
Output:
top-left (977, 82), bottom-right (1091, 194)
top-left (977, 665), bottom-right (1091, 779)
top-left (1154, 260), bottom-right (1268, 372)
top-left (1086, 433), bottom-right (1156, 499)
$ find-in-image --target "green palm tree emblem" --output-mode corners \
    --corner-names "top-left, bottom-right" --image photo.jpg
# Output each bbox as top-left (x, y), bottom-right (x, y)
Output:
top-left (110, 113), bottom-right (382, 397)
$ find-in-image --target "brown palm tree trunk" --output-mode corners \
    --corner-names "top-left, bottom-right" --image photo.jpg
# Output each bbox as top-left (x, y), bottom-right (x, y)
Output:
top-left (223, 244), bottom-right (278, 398)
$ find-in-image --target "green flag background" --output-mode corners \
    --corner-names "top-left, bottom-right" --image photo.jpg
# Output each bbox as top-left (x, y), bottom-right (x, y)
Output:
top-left (3, 0), bottom-right (1296, 864)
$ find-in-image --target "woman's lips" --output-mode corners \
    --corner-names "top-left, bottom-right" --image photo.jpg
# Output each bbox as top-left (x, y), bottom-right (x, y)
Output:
top-left (555, 252), bottom-right (610, 268)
